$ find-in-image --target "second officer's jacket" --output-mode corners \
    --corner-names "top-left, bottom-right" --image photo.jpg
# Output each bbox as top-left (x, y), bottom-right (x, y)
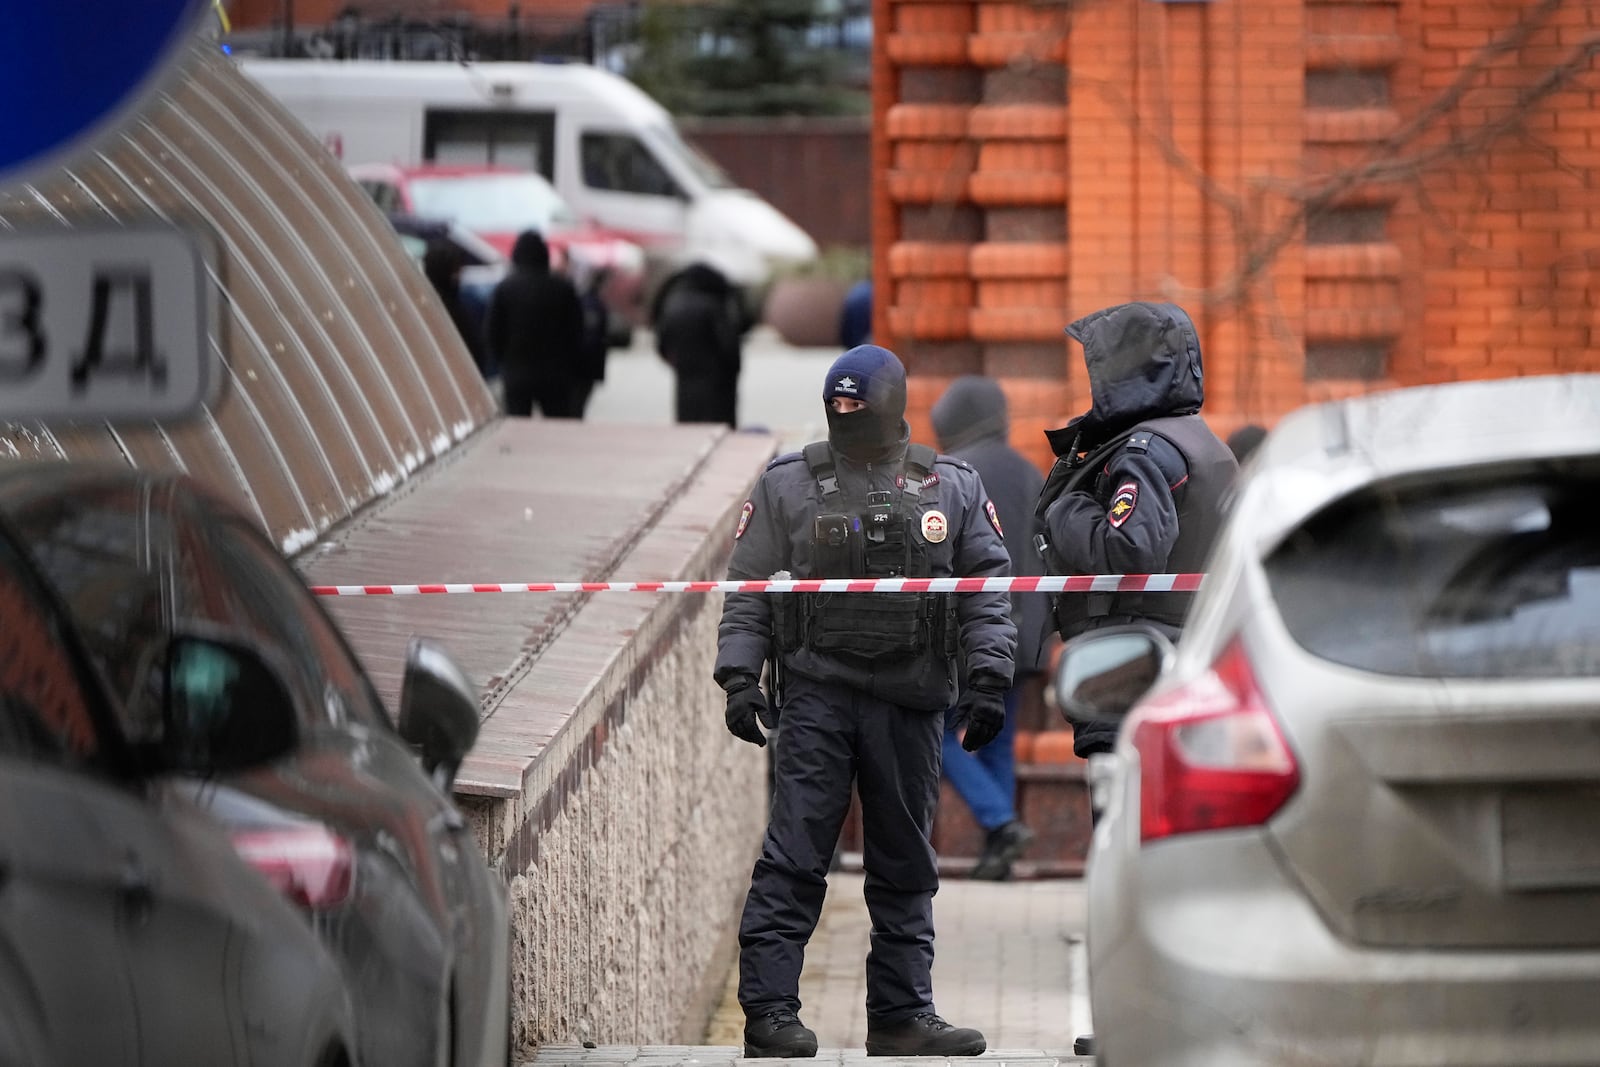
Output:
top-left (714, 433), bottom-right (1016, 712)
top-left (1039, 302), bottom-right (1237, 634)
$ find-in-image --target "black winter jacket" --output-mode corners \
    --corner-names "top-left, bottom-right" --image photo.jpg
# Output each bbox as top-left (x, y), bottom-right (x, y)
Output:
top-left (715, 433), bottom-right (1017, 712)
top-left (485, 232), bottom-right (585, 393)
top-left (654, 265), bottom-right (742, 427)
top-left (1039, 302), bottom-right (1237, 754)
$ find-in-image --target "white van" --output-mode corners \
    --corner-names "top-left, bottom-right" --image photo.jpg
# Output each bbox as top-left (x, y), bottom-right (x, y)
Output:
top-left (237, 57), bottom-right (818, 321)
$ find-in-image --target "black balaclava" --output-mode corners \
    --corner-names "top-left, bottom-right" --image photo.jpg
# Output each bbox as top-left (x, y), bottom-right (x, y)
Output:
top-left (822, 344), bottom-right (909, 463)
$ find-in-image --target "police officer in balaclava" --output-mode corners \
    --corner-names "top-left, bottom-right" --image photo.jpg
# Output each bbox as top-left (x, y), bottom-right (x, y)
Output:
top-left (715, 344), bottom-right (1017, 1058)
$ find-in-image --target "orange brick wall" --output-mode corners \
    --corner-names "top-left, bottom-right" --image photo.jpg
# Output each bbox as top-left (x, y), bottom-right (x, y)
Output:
top-left (875, 0), bottom-right (1600, 465)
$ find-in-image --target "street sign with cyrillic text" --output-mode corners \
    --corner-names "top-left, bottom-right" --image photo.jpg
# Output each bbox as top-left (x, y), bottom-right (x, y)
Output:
top-left (0, 225), bottom-right (217, 421)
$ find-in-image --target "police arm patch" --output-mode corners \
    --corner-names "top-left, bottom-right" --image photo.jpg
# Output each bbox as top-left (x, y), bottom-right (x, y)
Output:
top-left (1108, 481), bottom-right (1139, 528)
top-left (734, 500), bottom-right (754, 539)
top-left (985, 499), bottom-right (1004, 537)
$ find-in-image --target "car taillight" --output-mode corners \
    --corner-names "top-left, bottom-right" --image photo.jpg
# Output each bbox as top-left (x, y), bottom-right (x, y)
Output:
top-left (231, 827), bottom-right (354, 910)
top-left (1131, 639), bottom-right (1299, 842)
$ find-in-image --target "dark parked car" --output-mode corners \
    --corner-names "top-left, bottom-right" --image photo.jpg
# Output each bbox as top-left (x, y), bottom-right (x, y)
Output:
top-left (0, 465), bottom-right (510, 1067)
top-left (0, 512), bottom-right (358, 1066)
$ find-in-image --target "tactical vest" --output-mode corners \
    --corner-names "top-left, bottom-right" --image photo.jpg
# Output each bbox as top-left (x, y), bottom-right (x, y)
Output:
top-left (1036, 414), bottom-right (1234, 635)
top-left (771, 442), bottom-right (958, 663)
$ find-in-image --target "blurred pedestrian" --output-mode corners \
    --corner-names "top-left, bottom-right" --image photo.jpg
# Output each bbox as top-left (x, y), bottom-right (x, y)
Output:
top-left (653, 263), bottom-right (742, 427)
top-left (423, 239), bottom-right (485, 375)
top-left (572, 264), bottom-right (613, 418)
top-left (485, 230), bottom-right (585, 418)
top-left (839, 278), bottom-right (873, 348)
top-left (931, 376), bottom-right (1045, 881)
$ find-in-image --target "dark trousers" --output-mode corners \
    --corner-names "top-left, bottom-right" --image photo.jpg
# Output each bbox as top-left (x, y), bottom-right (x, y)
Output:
top-left (737, 675), bottom-right (944, 1024)
top-left (505, 381), bottom-right (580, 419)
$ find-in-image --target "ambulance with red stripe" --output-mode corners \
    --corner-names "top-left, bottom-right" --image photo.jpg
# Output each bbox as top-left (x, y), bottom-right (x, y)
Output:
top-left (237, 57), bottom-right (819, 325)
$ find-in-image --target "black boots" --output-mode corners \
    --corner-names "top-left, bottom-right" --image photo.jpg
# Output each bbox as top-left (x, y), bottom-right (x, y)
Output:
top-left (970, 820), bottom-right (1035, 881)
top-left (743, 1009), bottom-right (819, 1058)
top-left (865, 1012), bottom-right (987, 1057)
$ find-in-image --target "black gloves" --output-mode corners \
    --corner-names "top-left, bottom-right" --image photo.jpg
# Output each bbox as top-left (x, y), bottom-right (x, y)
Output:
top-left (724, 676), bottom-right (769, 748)
top-left (956, 683), bottom-right (1007, 752)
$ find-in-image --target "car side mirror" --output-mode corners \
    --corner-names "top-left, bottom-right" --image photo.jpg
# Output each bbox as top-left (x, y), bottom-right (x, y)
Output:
top-left (398, 638), bottom-right (480, 793)
top-left (1055, 626), bottom-right (1176, 724)
top-left (161, 635), bottom-right (298, 775)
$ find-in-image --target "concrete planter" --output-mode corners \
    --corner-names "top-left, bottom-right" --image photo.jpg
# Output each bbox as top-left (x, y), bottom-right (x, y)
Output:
top-left (762, 277), bottom-right (852, 348)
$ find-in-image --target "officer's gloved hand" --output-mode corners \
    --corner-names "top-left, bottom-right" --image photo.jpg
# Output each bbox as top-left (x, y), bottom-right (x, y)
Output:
top-left (757, 689), bottom-right (781, 731)
top-left (956, 683), bottom-right (1007, 752)
top-left (724, 676), bottom-right (769, 748)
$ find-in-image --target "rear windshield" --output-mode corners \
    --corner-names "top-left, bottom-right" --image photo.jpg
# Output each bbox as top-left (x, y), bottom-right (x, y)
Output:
top-left (1265, 466), bottom-right (1600, 678)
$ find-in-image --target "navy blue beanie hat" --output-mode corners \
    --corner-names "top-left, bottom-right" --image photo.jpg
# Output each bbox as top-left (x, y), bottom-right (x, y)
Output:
top-left (823, 344), bottom-right (908, 461)
top-left (822, 344), bottom-right (907, 421)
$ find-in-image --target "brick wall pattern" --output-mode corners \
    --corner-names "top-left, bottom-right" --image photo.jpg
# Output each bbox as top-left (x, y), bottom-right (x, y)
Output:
top-left (873, 0), bottom-right (1600, 465)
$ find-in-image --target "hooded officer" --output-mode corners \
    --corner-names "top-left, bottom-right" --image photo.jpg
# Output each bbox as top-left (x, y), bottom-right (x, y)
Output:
top-left (1036, 302), bottom-right (1237, 760)
top-left (715, 344), bottom-right (1016, 1059)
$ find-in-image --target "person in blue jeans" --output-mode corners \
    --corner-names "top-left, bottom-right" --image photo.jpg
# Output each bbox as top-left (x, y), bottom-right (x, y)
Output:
top-left (931, 376), bottom-right (1049, 880)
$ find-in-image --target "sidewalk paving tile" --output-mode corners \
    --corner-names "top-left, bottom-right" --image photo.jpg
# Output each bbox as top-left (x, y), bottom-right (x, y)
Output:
top-left (529, 873), bottom-right (1091, 1067)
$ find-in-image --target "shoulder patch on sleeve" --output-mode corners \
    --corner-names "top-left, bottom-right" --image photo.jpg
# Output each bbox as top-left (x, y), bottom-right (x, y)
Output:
top-left (734, 500), bottom-right (754, 540)
top-left (985, 499), bottom-right (1004, 537)
top-left (765, 451), bottom-right (804, 471)
top-left (1108, 480), bottom-right (1139, 528)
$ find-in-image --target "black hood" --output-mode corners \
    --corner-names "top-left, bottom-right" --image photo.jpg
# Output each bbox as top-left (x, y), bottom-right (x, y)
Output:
top-left (511, 230), bottom-right (551, 273)
top-left (1047, 301), bottom-right (1205, 456)
top-left (931, 375), bottom-right (1008, 452)
top-left (650, 262), bottom-right (732, 323)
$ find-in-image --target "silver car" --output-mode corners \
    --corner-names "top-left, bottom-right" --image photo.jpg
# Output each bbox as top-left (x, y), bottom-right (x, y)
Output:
top-left (1057, 373), bottom-right (1600, 1067)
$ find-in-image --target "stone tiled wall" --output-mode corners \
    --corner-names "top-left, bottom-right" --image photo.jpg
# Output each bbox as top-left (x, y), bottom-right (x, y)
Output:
top-left (453, 431), bottom-right (777, 1058)
top-left (484, 598), bottom-right (763, 1053)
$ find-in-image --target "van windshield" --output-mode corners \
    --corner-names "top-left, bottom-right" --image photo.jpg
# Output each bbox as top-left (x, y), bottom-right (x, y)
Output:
top-left (407, 173), bottom-right (580, 234)
top-left (653, 125), bottom-right (736, 190)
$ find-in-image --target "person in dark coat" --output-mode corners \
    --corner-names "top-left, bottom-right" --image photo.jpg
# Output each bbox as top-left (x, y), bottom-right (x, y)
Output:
top-left (653, 263), bottom-right (742, 427)
top-left (1036, 302), bottom-right (1238, 759)
top-left (838, 278), bottom-right (873, 348)
top-left (423, 240), bottom-right (485, 375)
top-left (716, 344), bottom-right (1015, 1059)
top-left (571, 265), bottom-right (612, 418)
top-left (485, 230), bottom-right (585, 418)
top-left (930, 376), bottom-right (1047, 881)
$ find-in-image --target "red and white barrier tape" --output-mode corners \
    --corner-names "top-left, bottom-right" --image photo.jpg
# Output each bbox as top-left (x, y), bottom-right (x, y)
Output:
top-left (309, 574), bottom-right (1205, 597)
